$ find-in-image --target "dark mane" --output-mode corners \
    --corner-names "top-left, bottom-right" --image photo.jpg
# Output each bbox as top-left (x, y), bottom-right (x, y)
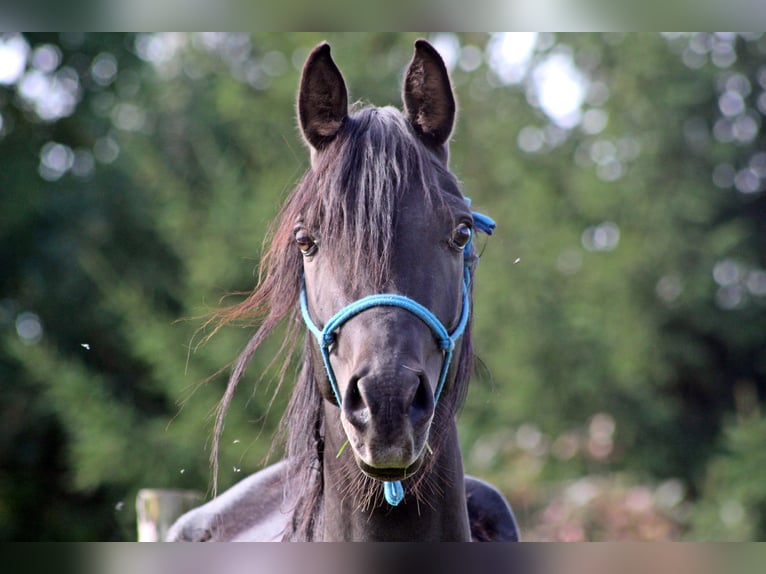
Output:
top-left (207, 104), bottom-right (477, 540)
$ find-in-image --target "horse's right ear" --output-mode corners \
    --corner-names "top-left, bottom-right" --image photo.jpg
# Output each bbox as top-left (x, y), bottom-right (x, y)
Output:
top-left (298, 43), bottom-right (348, 152)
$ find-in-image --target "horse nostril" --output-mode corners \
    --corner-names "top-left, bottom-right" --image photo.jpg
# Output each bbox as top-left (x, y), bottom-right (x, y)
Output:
top-left (344, 376), bottom-right (370, 430)
top-left (408, 374), bottom-right (434, 426)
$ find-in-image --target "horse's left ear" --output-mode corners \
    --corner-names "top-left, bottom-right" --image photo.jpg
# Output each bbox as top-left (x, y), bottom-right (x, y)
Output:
top-left (403, 39), bottom-right (456, 158)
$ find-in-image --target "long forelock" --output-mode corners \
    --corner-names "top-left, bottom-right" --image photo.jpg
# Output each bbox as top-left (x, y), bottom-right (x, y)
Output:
top-left (301, 105), bottom-right (445, 293)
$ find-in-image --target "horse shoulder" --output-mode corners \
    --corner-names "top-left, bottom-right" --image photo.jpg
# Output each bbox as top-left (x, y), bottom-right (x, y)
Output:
top-left (166, 460), bottom-right (293, 542)
top-left (465, 475), bottom-right (520, 541)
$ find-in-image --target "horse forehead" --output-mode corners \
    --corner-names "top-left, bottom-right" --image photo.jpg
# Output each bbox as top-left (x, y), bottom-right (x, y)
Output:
top-left (395, 206), bottom-right (447, 252)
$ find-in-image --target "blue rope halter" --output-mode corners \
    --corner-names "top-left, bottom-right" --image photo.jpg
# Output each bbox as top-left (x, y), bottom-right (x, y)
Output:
top-left (299, 199), bottom-right (495, 506)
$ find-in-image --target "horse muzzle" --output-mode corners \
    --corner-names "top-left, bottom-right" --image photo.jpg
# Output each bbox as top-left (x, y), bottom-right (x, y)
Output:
top-left (340, 367), bottom-right (434, 477)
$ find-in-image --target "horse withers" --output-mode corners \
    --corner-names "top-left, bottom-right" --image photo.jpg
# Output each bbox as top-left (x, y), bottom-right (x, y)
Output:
top-left (168, 39), bottom-right (519, 542)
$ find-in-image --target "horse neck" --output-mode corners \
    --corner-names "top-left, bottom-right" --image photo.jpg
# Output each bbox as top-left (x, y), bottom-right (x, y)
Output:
top-left (319, 402), bottom-right (471, 542)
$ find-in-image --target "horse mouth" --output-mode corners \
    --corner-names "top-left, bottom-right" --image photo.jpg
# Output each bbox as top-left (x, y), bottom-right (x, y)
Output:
top-left (356, 456), bottom-right (424, 481)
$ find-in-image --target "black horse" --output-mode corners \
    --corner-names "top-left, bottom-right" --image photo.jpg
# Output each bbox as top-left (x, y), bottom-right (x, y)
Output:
top-left (168, 39), bottom-right (519, 542)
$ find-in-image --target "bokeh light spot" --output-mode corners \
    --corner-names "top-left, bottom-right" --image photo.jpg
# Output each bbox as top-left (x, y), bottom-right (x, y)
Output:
top-left (16, 312), bottom-right (43, 344)
top-left (0, 34), bottom-right (29, 85)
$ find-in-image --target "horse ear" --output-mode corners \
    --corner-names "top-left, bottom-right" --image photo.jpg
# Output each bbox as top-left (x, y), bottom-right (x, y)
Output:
top-left (403, 39), bottom-right (456, 155)
top-left (298, 42), bottom-right (349, 151)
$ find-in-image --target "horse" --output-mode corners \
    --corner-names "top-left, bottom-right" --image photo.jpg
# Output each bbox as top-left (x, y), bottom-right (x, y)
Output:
top-left (167, 39), bottom-right (519, 542)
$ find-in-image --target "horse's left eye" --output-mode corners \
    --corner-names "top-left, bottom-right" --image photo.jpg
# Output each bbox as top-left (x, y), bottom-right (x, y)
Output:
top-left (449, 222), bottom-right (473, 251)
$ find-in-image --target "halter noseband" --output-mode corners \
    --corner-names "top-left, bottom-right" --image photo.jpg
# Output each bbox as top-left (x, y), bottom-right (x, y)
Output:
top-left (299, 200), bottom-right (495, 506)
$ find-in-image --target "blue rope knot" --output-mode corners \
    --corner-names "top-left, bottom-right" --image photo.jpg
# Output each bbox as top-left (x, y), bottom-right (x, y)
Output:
top-left (472, 212), bottom-right (496, 236)
top-left (299, 199), bottom-right (495, 507)
top-left (438, 337), bottom-right (454, 352)
top-left (383, 480), bottom-right (405, 507)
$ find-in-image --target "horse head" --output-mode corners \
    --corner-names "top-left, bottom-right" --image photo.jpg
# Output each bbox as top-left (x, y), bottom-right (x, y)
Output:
top-left (296, 41), bottom-right (483, 495)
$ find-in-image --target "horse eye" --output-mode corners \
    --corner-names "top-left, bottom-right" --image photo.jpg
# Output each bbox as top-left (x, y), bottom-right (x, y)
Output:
top-left (450, 223), bottom-right (473, 251)
top-left (295, 228), bottom-right (318, 256)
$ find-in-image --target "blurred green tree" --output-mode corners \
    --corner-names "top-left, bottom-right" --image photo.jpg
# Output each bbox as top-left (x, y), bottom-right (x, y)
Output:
top-left (455, 32), bottom-right (766, 539)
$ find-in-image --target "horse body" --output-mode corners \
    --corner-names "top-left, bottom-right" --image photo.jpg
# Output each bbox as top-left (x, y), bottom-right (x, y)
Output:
top-left (168, 40), bottom-right (519, 542)
top-left (168, 461), bottom-right (293, 542)
top-left (167, 462), bottom-right (517, 541)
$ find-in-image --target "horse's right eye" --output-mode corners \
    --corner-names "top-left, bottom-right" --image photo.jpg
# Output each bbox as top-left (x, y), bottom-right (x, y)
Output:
top-left (295, 229), bottom-right (318, 256)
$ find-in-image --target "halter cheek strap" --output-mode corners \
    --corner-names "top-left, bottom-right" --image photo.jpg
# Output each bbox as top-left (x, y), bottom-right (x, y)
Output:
top-left (299, 200), bottom-right (495, 506)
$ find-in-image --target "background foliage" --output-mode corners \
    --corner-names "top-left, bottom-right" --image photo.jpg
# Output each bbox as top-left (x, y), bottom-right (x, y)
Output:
top-left (1, 32), bottom-right (765, 541)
